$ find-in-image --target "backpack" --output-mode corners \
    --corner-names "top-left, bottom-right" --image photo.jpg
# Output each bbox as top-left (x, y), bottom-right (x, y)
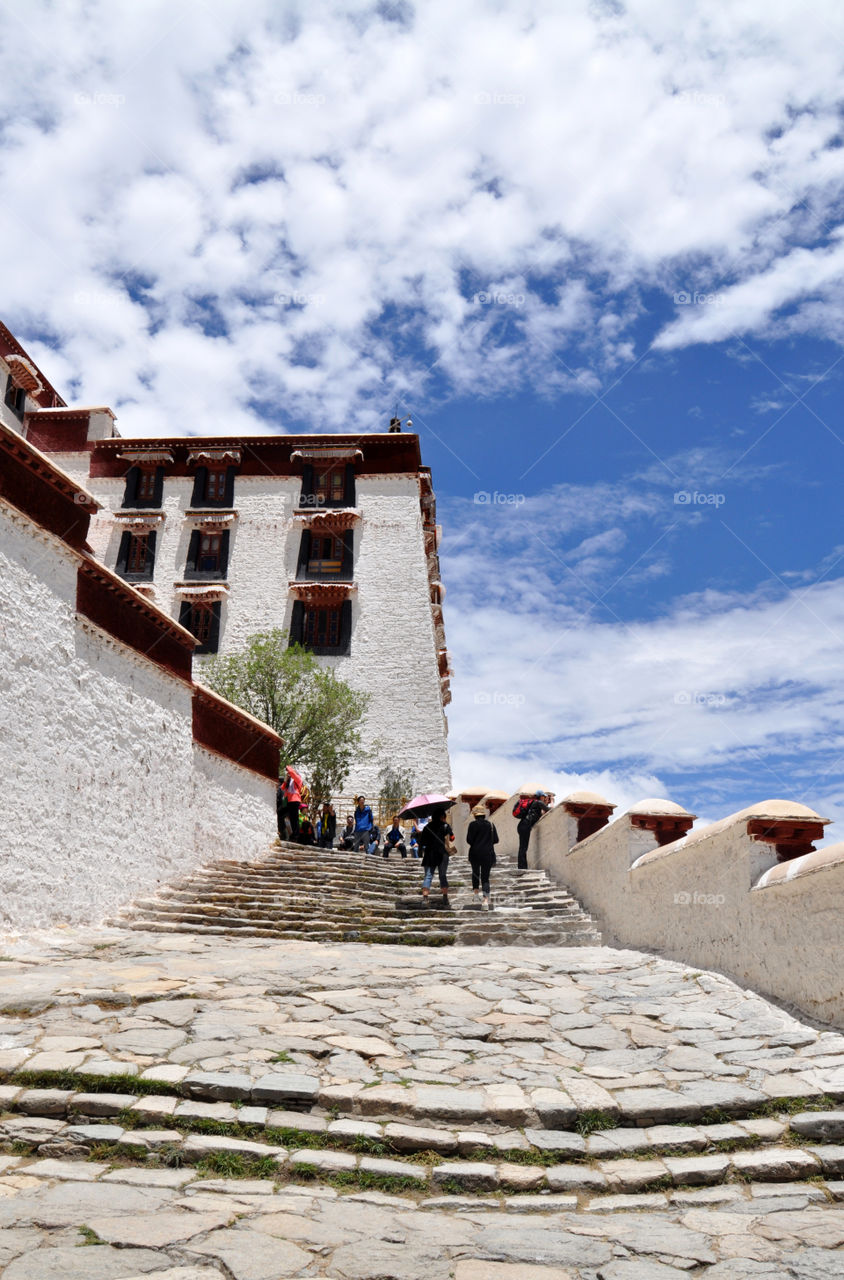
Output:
top-left (513, 797), bottom-right (532, 819)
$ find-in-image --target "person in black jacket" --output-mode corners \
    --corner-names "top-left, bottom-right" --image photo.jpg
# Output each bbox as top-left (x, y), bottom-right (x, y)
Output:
top-left (517, 791), bottom-right (550, 869)
top-left (319, 803), bottom-right (337, 848)
top-left (419, 812), bottom-right (455, 904)
top-left (466, 804), bottom-right (499, 909)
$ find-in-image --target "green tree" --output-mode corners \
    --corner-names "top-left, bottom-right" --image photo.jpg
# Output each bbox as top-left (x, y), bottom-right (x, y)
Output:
top-left (202, 631), bottom-right (370, 809)
top-left (377, 763), bottom-right (415, 824)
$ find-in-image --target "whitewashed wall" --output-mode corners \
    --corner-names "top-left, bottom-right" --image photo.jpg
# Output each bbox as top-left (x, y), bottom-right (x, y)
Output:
top-left (80, 468), bottom-right (452, 798)
top-left (527, 795), bottom-right (844, 1027)
top-left (0, 500), bottom-right (275, 932)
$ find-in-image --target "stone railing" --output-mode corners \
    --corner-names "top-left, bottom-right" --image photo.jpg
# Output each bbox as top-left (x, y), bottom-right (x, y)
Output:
top-left (453, 785), bottom-right (844, 1027)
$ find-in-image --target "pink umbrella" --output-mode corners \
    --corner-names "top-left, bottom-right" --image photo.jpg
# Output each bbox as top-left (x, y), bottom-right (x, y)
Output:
top-left (398, 792), bottom-right (455, 820)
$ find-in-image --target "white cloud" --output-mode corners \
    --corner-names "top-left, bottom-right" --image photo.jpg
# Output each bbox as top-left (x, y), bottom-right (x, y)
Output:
top-left (2, 0), bottom-right (844, 431)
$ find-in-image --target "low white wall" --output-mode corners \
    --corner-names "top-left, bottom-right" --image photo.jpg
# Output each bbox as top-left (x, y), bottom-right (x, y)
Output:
top-left (531, 798), bottom-right (844, 1027)
top-left (0, 498), bottom-right (276, 932)
top-left (191, 744), bottom-right (276, 866)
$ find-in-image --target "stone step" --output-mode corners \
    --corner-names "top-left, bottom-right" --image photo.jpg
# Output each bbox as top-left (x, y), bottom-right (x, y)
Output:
top-left (2, 1093), bottom-right (842, 1198)
top-left (115, 840), bottom-right (601, 948)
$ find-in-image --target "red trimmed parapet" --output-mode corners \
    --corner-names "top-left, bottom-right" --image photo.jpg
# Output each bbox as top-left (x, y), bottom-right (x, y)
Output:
top-left (457, 788), bottom-right (489, 809)
top-left (0, 421), bottom-right (98, 550)
top-left (192, 685), bottom-right (281, 781)
top-left (562, 790), bottom-right (616, 843)
top-left (77, 559), bottom-right (196, 684)
top-left (0, 322), bottom-right (65, 409)
top-left (628, 798), bottom-right (696, 847)
top-left (480, 790), bottom-right (509, 815)
top-left (743, 803), bottom-right (830, 863)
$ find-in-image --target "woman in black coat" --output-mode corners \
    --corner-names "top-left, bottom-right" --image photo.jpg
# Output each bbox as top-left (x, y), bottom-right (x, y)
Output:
top-left (466, 804), bottom-right (499, 909)
top-left (419, 812), bottom-right (455, 903)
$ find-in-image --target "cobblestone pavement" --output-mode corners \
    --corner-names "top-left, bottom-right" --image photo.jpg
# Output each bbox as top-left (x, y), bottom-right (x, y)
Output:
top-left (0, 927), bottom-right (843, 1277)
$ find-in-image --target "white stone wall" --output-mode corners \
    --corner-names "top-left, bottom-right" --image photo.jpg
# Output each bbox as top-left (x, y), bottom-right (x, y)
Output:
top-left (191, 744), bottom-right (277, 866)
top-left (80, 468), bottom-right (451, 798)
top-left (529, 800), bottom-right (844, 1027)
top-left (0, 500), bottom-right (275, 931)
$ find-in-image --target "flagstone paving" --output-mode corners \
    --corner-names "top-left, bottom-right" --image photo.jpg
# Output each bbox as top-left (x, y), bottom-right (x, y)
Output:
top-left (0, 927), bottom-right (843, 1277)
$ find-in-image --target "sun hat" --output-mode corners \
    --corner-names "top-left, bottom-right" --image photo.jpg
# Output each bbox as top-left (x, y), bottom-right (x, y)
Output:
top-left (471, 803), bottom-right (487, 816)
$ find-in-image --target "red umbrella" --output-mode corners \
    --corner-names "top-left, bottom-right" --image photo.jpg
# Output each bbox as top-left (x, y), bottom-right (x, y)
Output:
top-left (398, 792), bottom-right (455, 820)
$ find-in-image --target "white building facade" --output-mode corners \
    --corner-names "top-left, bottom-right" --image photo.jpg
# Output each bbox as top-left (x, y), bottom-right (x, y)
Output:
top-left (2, 325), bottom-right (452, 797)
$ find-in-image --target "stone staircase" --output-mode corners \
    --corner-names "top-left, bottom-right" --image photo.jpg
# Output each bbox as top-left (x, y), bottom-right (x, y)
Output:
top-left (113, 841), bottom-right (601, 947)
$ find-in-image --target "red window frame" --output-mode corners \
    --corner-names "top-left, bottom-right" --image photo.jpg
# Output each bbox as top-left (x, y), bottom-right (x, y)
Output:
top-left (137, 470), bottom-right (157, 502)
top-left (127, 533), bottom-right (149, 573)
top-left (315, 466), bottom-right (345, 503)
top-left (198, 532), bottom-right (223, 572)
top-left (205, 468), bottom-right (227, 502)
top-left (303, 605), bottom-right (341, 649)
top-left (308, 532), bottom-right (344, 574)
top-left (190, 603), bottom-right (215, 645)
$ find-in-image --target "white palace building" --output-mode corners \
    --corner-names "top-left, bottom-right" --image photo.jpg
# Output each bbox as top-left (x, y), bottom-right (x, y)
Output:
top-left (0, 322), bottom-right (452, 798)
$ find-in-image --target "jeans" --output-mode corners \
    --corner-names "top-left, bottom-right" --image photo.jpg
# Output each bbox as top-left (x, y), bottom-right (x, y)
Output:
top-left (469, 858), bottom-right (491, 897)
top-left (422, 854), bottom-right (449, 890)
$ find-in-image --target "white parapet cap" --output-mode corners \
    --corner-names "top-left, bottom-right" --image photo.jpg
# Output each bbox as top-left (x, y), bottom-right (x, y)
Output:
top-left (290, 447), bottom-right (363, 460)
top-left (118, 449), bottom-right (175, 464)
top-left (30, 404), bottom-right (116, 416)
top-left (113, 512), bottom-right (166, 531)
top-left (291, 506), bottom-right (362, 526)
top-left (185, 510), bottom-right (238, 527)
top-left (174, 583), bottom-right (230, 600)
top-left (187, 448), bottom-right (242, 465)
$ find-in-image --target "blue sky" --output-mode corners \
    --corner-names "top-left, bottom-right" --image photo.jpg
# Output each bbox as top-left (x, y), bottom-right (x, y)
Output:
top-left (2, 0), bottom-right (844, 824)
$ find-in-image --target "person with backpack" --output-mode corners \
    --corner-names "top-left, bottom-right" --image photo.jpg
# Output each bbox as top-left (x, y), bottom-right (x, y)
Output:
top-left (466, 803), bottom-right (499, 909)
top-left (515, 790), bottom-right (550, 869)
top-left (280, 766), bottom-right (303, 841)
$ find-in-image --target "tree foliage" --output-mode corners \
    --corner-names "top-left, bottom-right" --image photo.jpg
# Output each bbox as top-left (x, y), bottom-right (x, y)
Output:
top-left (202, 631), bottom-right (370, 806)
top-left (377, 763), bottom-right (415, 816)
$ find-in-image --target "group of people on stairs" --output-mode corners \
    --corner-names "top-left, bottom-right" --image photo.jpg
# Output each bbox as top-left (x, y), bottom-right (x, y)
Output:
top-left (277, 765), bottom-right (552, 912)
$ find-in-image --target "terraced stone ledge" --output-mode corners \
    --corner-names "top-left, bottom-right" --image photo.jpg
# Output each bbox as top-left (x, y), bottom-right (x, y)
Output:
top-left (3, 1064), bottom-right (842, 1133)
top-left (2, 1101), bottom-right (844, 1199)
top-left (3, 1066), bottom-right (844, 1195)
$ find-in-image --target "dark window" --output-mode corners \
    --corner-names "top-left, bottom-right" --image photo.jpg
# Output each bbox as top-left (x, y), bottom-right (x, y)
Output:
top-left (289, 597), bottom-right (352, 655)
top-left (179, 599), bottom-right (221, 654)
top-left (206, 468), bottom-right (227, 502)
top-left (198, 532), bottom-right (223, 572)
top-left (305, 606), bottom-right (341, 649)
top-left (296, 528), bottom-right (353, 580)
top-left (308, 533), bottom-right (343, 574)
top-left (116, 529), bottom-right (156, 581)
top-left (190, 465), bottom-right (236, 508)
top-left (184, 528), bottom-right (230, 579)
top-left (127, 533), bottom-right (150, 573)
top-left (4, 374), bottom-right (26, 421)
top-left (137, 471), bottom-right (156, 502)
top-left (316, 466), bottom-right (345, 504)
top-left (299, 461), bottom-right (355, 509)
top-left (122, 465), bottom-right (164, 509)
